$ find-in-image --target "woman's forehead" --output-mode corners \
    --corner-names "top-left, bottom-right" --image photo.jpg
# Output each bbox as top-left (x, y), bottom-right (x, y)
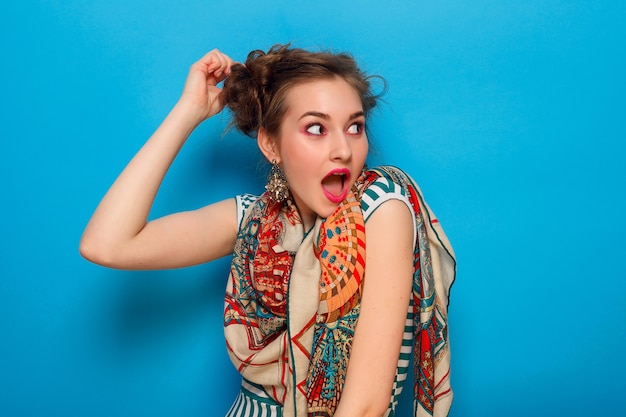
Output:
top-left (283, 78), bottom-right (364, 117)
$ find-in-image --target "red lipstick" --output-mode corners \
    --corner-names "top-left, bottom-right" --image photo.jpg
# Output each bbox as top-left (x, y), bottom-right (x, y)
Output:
top-left (321, 168), bottom-right (351, 203)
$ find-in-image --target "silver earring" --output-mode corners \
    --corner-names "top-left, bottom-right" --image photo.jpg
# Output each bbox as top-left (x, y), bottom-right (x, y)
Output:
top-left (265, 160), bottom-right (289, 203)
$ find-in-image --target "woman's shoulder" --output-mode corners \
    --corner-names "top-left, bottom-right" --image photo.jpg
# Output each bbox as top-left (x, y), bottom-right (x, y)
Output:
top-left (361, 166), bottom-right (414, 221)
top-left (235, 193), bottom-right (261, 227)
top-left (236, 193), bottom-right (260, 210)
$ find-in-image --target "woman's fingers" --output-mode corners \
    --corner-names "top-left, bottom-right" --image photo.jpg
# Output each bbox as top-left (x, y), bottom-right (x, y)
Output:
top-left (179, 49), bottom-right (236, 119)
top-left (199, 49), bottom-right (234, 82)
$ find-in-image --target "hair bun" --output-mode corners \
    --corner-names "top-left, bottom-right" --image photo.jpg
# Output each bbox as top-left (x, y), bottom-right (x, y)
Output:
top-left (221, 44), bottom-right (382, 138)
top-left (221, 60), bottom-right (263, 137)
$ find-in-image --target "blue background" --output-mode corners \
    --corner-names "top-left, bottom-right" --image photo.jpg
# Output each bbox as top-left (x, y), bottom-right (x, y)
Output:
top-left (1, 1), bottom-right (625, 416)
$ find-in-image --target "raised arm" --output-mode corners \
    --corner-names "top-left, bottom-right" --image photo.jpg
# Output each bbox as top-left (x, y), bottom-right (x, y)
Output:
top-left (80, 50), bottom-right (239, 269)
top-left (334, 199), bottom-right (415, 417)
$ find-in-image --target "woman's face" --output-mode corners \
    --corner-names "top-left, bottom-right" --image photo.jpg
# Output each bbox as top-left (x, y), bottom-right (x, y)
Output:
top-left (274, 77), bottom-right (369, 229)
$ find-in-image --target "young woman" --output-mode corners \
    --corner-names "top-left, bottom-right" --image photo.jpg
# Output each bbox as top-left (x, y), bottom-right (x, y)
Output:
top-left (80, 44), bottom-right (456, 417)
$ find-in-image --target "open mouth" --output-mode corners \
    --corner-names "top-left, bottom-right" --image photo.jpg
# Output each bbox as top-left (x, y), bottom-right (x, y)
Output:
top-left (321, 169), bottom-right (350, 203)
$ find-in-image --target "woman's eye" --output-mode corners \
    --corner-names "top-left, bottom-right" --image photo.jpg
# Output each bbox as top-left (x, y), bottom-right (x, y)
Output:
top-left (306, 124), bottom-right (324, 135)
top-left (347, 122), bottom-right (363, 135)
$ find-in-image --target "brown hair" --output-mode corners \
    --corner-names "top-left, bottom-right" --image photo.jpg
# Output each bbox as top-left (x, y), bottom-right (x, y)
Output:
top-left (221, 44), bottom-right (383, 137)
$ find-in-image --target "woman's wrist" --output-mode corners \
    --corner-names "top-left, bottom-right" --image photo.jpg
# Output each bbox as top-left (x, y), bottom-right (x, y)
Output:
top-left (171, 97), bottom-right (210, 128)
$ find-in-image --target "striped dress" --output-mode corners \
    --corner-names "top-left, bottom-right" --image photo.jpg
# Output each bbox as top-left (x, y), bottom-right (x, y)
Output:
top-left (226, 176), bottom-right (415, 417)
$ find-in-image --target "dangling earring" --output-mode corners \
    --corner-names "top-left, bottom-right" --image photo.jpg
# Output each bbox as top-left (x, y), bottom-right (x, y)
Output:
top-left (265, 160), bottom-right (289, 203)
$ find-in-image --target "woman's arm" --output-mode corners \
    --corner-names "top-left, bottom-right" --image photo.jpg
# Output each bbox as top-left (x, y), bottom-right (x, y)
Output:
top-left (334, 199), bottom-right (415, 417)
top-left (80, 50), bottom-right (239, 269)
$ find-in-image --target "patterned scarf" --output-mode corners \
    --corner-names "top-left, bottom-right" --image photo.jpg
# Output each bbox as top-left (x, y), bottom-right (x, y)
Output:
top-left (224, 166), bottom-right (456, 416)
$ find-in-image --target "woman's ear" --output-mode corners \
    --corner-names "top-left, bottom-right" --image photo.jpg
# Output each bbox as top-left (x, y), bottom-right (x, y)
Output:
top-left (257, 128), bottom-right (280, 163)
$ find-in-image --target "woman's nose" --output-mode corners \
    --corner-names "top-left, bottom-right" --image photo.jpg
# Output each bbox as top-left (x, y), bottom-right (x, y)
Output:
top-left (329, 134), bottom-right (352, 161)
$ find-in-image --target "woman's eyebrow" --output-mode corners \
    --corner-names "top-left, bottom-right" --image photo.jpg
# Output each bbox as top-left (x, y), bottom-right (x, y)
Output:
top-left (299, 111), bottom-right (329, 120)
top-left (298, 111), bottom-right (365, 121)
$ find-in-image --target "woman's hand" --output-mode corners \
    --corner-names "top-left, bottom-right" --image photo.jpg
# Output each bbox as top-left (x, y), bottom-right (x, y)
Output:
top-left (179, 49), bottom-right (236, 121)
